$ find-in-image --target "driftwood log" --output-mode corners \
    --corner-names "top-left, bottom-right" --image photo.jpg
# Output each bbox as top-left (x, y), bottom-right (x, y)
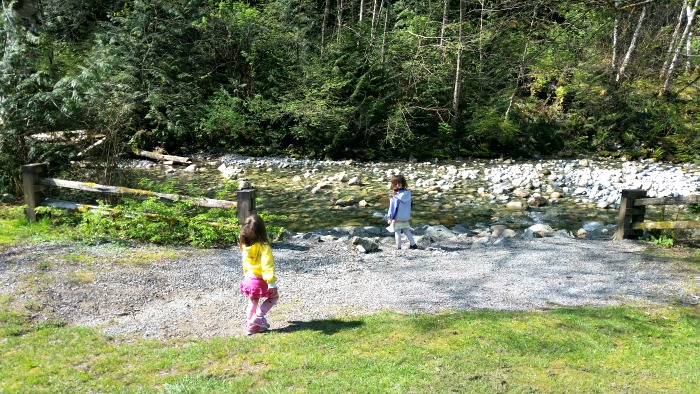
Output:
top-left (131, 148), bottom-right (192, 164)
top-left (29, 130), bottom-right (102, 143)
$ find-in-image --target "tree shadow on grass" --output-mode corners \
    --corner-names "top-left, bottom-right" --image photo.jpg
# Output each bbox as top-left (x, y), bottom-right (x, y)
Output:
top-left (275, 319), bottom-right (364, 335)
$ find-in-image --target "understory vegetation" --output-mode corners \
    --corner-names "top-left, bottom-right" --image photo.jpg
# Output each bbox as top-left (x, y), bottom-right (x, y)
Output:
top-left (1, 1), bottom-right (700, 195)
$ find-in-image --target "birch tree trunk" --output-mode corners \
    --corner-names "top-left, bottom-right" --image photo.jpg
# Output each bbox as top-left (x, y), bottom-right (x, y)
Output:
top-left (660, 0), bottom-right (688, 80)
top-left (359, 0), bottom-right (364, 22)
top-left (451, 0), bottom-right (464, 127)
top-left (686, 29), bottom-right (693, 72)
top-left (371, 0), bottom-right (382, 41)
top-left (321, 0), bottom-right (331, 56)
top-left (337, 0), bottom-right (344, 41)
top-left (616, 5), bottom-right (647, 83)
top-left (661, 0), bottom-right (699, 96)
top-left (381, 0), bottom-right (389, 63)
top-left (439, 0), bottom-right (449, 50)
top-left (611, 1), bottom-right (620, 77)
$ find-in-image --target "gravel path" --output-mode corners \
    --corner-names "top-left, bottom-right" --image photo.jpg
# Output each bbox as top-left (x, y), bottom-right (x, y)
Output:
top-left (1, 235), bottom-right (697, 340)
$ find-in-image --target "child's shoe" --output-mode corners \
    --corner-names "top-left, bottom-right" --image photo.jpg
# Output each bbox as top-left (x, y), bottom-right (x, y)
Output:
top-left (250, 315), bottom-right (270, 329)
top-left (246, 324), bottom-right (267, 335)
top-left (409, 244), bottom-right (418, 250)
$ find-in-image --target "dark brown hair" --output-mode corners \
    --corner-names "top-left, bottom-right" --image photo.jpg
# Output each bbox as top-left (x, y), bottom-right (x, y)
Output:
top-left (390, 175), bottom-right (408, 191)
top-left (239, 214), bottom-right (269, 247)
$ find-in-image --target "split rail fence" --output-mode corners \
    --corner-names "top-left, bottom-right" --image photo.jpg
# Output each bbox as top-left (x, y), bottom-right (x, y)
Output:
top-left (21, 163), bottom-right (256, 224)
top-left (614, 189), bottom-right (700, 240)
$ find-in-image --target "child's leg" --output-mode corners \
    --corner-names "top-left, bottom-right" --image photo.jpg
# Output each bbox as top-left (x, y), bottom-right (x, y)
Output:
top-left (258, 295), bottom-right (279, 316)
top-left (402, 228), bottom-right (416, 246)
top-left (246, 297), bottom-right (260, 323)
top-left (394, 231), bottom-right (402, 249)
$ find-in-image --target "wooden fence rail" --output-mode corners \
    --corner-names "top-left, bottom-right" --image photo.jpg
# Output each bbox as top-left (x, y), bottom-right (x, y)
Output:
top-left (21, 163), bottom-right (256, 224)
top-left (614, 189), bottom-right (700, 240)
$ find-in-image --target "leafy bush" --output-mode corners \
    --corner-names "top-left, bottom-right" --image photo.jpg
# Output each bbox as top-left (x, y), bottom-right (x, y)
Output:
top-left (647, 233), bottom-right (674, 248)
top-left (75, 198), bottom-right (240, 247)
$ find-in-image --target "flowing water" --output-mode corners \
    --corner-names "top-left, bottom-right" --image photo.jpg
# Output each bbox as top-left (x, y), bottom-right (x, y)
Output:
top-left (116, 156), bottom-right (647, 234)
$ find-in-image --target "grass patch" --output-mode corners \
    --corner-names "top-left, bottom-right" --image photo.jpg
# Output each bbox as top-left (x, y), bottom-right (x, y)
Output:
top-left (0, 305), bottom-right (698, 393)
top-left (0, 216), bottom-right (67, 248)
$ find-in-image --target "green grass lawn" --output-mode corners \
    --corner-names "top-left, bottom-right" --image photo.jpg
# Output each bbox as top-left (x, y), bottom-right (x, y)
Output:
top-left (2, 206), bottom-right (699, 393)
top-left (1, 304), bottom-right (698, 393)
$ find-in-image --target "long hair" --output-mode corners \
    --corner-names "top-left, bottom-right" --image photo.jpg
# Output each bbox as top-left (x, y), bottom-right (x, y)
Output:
top-left (239, 214), bottom-right (269, 247)
top-left (390, 175), bottom-right (408, 191)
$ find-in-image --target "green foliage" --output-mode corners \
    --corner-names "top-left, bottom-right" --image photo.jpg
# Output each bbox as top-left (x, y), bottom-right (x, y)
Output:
top-left (648, 233), bottom-right (675, 248)
top-left (75, 198), bottom-right (239, 247)
top-left (1, 0), bottom-right (700, 166)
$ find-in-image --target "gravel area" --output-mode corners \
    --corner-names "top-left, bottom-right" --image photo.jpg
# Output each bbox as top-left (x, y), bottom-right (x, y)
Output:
top-left (1, 234), bottom-right (698, 340)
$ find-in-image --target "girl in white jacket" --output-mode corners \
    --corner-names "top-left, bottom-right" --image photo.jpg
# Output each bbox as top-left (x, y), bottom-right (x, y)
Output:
top-left (387, 175), bottom-right (418, 250)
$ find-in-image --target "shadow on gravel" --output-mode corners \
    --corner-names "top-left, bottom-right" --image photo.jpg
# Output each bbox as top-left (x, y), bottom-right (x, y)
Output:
top-left (273, 243), bottom-right (310, 252)
top-left (275, 319), bottom-right (363, 335)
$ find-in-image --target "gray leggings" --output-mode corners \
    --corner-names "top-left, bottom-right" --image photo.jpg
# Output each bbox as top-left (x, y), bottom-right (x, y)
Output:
top-left (394, 228), bottom-right (415, 249)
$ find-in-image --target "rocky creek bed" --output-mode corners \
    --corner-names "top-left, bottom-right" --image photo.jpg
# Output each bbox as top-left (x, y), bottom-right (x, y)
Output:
top-left (2, 225), bottom-right (698, 340)
top-left (122, 155), bottom-right (700, 234)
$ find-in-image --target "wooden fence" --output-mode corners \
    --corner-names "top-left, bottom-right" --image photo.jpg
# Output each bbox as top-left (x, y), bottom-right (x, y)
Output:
top-left (614, 189), bottom-right (700, 240)
top-left (21, 163), bottom-right (256, 224)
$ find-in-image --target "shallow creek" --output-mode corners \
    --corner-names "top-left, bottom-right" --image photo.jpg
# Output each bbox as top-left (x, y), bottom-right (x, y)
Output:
top-left (117, 156), bottom-right (700, 234)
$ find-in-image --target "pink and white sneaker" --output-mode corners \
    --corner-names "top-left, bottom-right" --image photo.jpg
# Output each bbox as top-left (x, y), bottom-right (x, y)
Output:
top-left (246, 324), bottom-right (268, 335)
top-left (250, 315), bottom-right (270, 329)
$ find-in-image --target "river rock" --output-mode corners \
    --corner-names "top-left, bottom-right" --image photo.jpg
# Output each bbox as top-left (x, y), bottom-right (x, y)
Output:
top-left (528, 196), bottom-right (549, 207)
top-left (421, 225), bottom-right (455, 239)
top-left (348, 177), bottom-right (362, 186)
top-left (351, 237), bottom-right (379, 253)
top-left (513, 188), bottom-right (531, 198)
top-left (505, 201), bottom-right (525, 210)
top-left (525, 224), bottom-right (554, 238)
top-left (335, 196), bottom-right (355, 207)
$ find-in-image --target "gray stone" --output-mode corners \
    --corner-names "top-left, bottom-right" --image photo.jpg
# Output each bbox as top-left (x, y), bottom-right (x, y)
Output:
top-left (335, 196), bottom-right (355, 207)
top-left (351, 237), bottom-right (379, 253)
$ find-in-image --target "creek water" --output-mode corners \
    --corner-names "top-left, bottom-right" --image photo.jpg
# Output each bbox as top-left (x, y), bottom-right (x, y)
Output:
top-left (116, 156), bottom-right (666, 234)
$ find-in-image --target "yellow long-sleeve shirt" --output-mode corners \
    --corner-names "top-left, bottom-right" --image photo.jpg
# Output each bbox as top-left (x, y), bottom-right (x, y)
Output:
top-left (240, 242), bottom-right (277, 288)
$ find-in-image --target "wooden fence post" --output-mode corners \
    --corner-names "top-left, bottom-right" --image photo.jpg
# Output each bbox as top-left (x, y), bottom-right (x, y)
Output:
top-left (614, 189), bottom-right (647, 240)
top-left (21, 163), bottom-right (47, 222)
top-left (236, 189), bottom-right (256, 223)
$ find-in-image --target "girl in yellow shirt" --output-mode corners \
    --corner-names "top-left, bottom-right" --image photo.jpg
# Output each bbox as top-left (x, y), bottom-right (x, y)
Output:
top-left (238, 214), bottom-right (279, 335)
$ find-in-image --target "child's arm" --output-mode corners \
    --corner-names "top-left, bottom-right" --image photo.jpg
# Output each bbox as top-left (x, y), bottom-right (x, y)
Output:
top-left (260, 243), bottom-right (277, 288)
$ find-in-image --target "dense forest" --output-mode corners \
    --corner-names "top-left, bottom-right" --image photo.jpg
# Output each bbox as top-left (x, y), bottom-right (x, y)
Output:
top-left (1, 0), bottom-right (700, 193)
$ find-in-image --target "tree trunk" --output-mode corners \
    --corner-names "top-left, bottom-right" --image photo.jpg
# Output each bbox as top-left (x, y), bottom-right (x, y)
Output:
top-left (660, 0), bottom-right (688, 80)
top-left (371, 0), bottom-right (381, 41)
top-left (439, 0), bottom-right (449, 50)
top-left (686, 29), bottom-right (693, 72)
top-left (451, 0), bottom-right (464, 127)
top-left (359, 0), bottom-right (364, 22)
top-left (381, 0), bottom-right (390, 63)
top-left (661, 0), bottom-right (699, 96)
top-left (616, 5), bottom-right (647, 83)
top-left (321, 0), bottom-right (331, 56)
top-left (131, 148), bottom-right (192, 164)
top-left (337, 0), bottom-right (344, 41)
top-left (611, 1), bottom-right (620, 77)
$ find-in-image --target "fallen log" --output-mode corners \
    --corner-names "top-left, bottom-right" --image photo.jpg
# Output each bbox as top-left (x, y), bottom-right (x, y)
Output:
top-left (29, 130), bottom-right (102, 143)
top-left (132, 148), bottom-right (192, 164)
top-left (38, 178), bottom-right (236, 209)
top-left (77, 137), bottom-right (107, 157)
